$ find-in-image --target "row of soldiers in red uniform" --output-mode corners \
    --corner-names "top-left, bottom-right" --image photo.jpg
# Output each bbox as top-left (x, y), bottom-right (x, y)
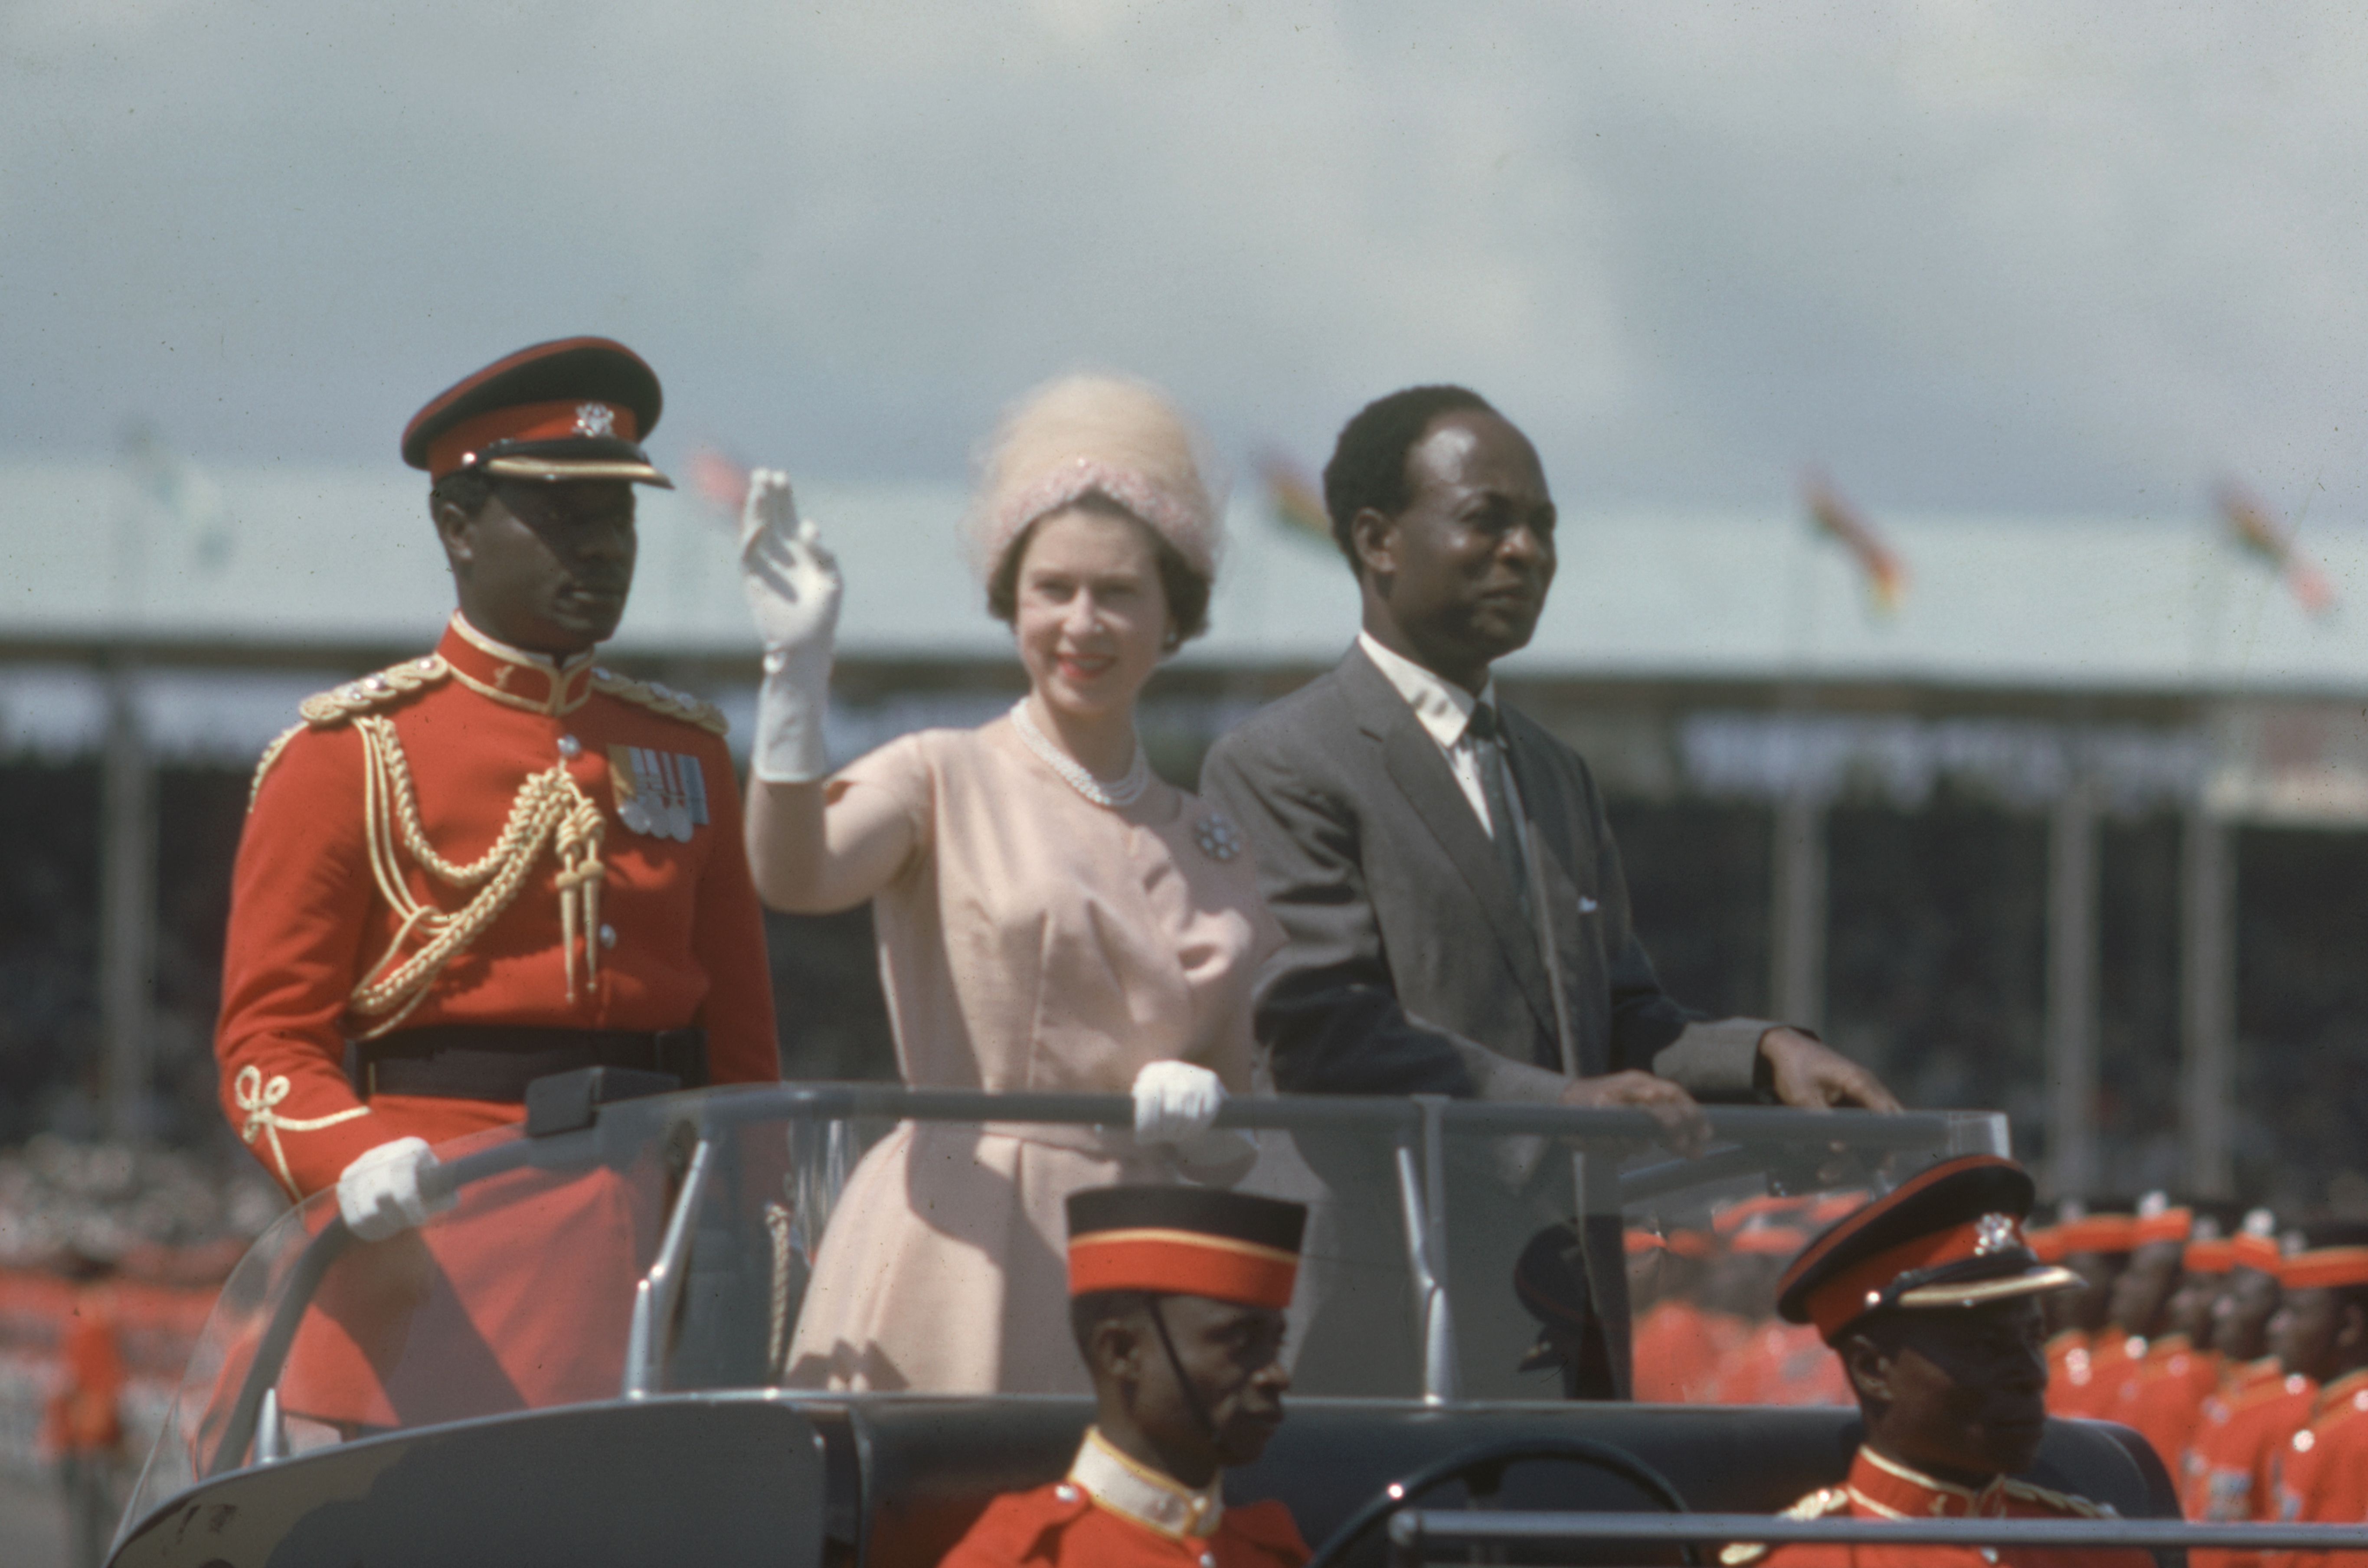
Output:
top-left (2027, 1195), bottom-right (2368, 1567)
top-left (1624, 1192), bottom-right (1867, 1408)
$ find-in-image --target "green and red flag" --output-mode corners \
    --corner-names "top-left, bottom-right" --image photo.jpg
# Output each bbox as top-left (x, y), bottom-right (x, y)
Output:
top-left (2216, 482), bottom-right (2335, 617)
top-left (1258, 451), bottom-right (1332, 546)
top-left (1801, 469), bottom-right (1908, 615)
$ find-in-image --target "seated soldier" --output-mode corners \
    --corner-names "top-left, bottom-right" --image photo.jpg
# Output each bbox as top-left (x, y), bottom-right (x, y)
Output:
top-left (1724, 1154), bottom-right (2151, 1568)
top-left (942, 1186), bottom-right (1312, 1568)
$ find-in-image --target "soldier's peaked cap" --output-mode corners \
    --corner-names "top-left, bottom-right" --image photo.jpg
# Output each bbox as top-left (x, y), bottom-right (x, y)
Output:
top-left (402, 336), bottom-right (671, 487)
top-left (1066, 1185), bottom-right (1307, 1310)
top-left (1776, 1155), bottom-right (2078, 1342)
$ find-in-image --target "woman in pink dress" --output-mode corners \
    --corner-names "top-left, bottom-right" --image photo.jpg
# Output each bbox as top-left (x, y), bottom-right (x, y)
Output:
top-left (736, 375), bottom-right (1279, 1393)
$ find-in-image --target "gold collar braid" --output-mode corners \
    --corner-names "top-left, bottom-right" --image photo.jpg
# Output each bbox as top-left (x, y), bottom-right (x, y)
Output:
top-left (345, 714), bottom-right (606, 1035)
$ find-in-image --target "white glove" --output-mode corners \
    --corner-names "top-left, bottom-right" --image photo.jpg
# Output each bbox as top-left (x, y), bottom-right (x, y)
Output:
top-left (1132, 1060), bottom-right (1226, 1145)
top-left (336, 1137), bottom-right (453, 1242)
top-left (737, 468), bottom-right (842, 783)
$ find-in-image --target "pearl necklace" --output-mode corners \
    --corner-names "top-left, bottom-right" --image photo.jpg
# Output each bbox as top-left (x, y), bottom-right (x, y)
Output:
top-left (1009, 700), bottom-right (1150, 809)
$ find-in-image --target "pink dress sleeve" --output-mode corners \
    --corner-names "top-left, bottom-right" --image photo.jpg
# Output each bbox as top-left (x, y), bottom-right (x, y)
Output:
top-left (828, 732), bottom-right (936, 876)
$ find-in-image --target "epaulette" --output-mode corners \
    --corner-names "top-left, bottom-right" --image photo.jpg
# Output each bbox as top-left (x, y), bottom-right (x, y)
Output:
top-left (1998, 1478), bottom-right (2118, 1518)
top-left (592, 668), bottom-right (729, 736)
top-left (1718, 1486), bottom-right (1850, 1565)
top-left (251, 655), bottom-right (452, 808)
top-left (297, 654), bottom-right (451, 728)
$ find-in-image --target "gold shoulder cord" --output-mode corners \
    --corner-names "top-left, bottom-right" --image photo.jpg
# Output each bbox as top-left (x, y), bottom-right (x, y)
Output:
top-left (347, 713), bottom-right (607, 1035)
top-left (1718, 1486), bottom-right (1850, 1566)
top-left (592, 669), bottom-right (730, 735)
top-left (250, 654), bottom-right (611, 1036)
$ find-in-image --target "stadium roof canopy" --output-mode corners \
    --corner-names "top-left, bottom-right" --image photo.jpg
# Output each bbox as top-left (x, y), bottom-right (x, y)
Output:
top-left (3, 457), bottom-right (2365, 697)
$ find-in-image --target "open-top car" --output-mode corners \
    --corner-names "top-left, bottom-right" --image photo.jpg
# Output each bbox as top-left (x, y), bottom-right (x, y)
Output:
top-left (101, 1083), bottom-right (2362, 1567)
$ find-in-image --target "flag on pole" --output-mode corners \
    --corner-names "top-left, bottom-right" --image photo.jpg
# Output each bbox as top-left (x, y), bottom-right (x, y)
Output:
top-left (1257, 451), bottom-right (1332, 546)
top-left (1800, 469), bottom-right (1908, 615)
top-left (121, 421), bottom-right (234, 569)
top-left (2215, 482), bottom-right (2336, 617)
top-left (685, 444), bottom-right (751, 519)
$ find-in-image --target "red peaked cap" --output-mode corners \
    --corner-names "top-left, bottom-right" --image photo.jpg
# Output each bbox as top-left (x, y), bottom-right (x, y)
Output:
top-left (1066, 1185), bottom-right (1307, 1311)
top-left (401, 336), bottom-right (670, 487)
top-left (1776, 1155), bottom-right (2077, 1342)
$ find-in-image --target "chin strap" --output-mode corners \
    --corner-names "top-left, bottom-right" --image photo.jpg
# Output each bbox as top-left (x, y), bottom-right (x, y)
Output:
top-left (1146, 1295), bottom-right (1221, 1444)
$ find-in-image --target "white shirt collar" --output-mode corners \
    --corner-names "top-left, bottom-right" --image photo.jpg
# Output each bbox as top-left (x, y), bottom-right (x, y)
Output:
top-left (1067, 1426), bottom-right (1224, 1539)
top-left (1356, 630), bottom-right (1498, 752)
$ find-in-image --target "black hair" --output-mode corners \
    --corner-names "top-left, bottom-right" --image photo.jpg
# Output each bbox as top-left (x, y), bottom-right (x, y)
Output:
top-left (1321, 384), bottom-right (1498, 577)
top-left (1070, 1288), bottom-right (1151, 1359)
top-left (984, 497), bottom-right (1212, 650)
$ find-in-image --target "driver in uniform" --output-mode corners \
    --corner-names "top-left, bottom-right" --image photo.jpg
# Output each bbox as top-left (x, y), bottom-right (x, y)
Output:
top-left (942, 1186), bottom-right (1312, 1568)
top-left (212, 337), bottom-right (779, 1428)
top-left (1725, 1155), bottom-right (2150, 1568)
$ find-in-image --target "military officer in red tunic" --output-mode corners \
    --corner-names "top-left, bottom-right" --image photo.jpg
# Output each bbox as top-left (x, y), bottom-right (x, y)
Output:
top-left (210, 339), bottom-right (779, 1430)
top-left (2184, 1212), bottom-right (2306, 1568)
top-left (2044, 1208), bottom-right (2135, 1419)
top-left (217, 335), bottom-right (778, 1215)
top-left (941, 1186), bottom-right (1312, 1568)
top-left (2262, 1225), bottom-right (2368, 1568)
top-left (1723, 1155), bottom-right (2149, 1568)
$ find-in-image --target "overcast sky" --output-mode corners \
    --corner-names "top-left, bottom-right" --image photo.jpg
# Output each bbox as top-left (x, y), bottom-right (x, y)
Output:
top-left (7, 2), bottom-right (2368, 523)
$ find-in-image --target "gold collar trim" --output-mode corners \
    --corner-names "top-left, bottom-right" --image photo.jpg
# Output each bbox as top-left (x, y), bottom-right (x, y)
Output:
top-left (444, 613), bottom-right (598, 716)
top-left (1068, 1427), bottom-right (1223, 1540)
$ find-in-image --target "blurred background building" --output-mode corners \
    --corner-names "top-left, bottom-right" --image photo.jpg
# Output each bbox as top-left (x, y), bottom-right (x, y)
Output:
top-left (6, 454), bottom-right (2366, 1217)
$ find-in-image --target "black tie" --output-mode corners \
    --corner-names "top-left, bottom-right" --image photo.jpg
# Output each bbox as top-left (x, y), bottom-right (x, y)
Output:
top-left (1465, 702), bottom-right (1531, 918)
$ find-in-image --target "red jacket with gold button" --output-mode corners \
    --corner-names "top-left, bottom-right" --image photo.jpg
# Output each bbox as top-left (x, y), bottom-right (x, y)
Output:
top-left (2264, 1369), bottom-right (2368, 1568)
top-left (2182, 1359), bottom-right (2315, 1568)
top-left (215, 615), bottom-right (778, 1199)
top-left (1727, 1447), bottom-right (2152, 1568)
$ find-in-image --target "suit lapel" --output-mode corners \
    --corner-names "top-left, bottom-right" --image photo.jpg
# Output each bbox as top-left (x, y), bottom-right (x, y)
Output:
top-left (1339, 648), bottom-right (1560, 1040)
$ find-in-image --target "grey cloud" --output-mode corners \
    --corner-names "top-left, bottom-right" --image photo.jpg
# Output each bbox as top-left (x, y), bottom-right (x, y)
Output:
top-left (5, 0), bottom-right (2368, 524)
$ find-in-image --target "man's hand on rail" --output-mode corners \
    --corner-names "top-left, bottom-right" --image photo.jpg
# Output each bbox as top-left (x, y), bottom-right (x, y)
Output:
top-left (337, 1137), bottom-right (455, 1242)
top-left (1758, 1028), bottom-right (1902, 1113)
top-left (1557, 1070), bottom-right (1709, 1158)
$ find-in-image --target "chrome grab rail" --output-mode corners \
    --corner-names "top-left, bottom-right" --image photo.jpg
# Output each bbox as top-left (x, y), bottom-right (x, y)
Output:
top-left (1385, 1509), bottom-right (2368, 1565)
top-left (621, 1135), bottom-right (715, 1399)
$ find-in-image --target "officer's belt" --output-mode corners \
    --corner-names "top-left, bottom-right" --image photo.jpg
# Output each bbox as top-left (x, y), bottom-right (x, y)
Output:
top-left (346, 1025), bottom-right (708, 1103)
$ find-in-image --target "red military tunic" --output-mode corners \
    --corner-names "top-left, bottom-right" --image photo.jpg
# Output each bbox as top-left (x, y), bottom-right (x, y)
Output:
top-left (2264, 1368), bottom-right (2368, 1568)
top-left (1634, 1297), bottom-right (1729, 1403)
top-left (41, 1286), bottom-right (125, 1457)
top-left (2062, 1333), bottom-right (2145, 1423)
top-left (2113, 1333), bottom-right (2221, 1474)
top-left (1710, 1320), bottom-right (1853, 1407)
top-left (2182, 1359), bottom-right (2315, 1568)
top-left (941, 1428), bottom-right (1308, 1568)
top-left (1726, 1446), bottom-right (2152, 1568)
top-left (216, 614), bottom-right (779, 1199)
top-left (2046, 1329), bottom-right (2098, 1418)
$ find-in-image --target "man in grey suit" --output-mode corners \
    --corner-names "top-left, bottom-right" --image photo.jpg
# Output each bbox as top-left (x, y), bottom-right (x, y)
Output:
top-left (1200, 385), bottom-right (1897, 1398)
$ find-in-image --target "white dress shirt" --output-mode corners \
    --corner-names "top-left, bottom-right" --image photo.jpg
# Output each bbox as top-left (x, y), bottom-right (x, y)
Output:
top-left (1356, 630), bottom-right (1526, 842)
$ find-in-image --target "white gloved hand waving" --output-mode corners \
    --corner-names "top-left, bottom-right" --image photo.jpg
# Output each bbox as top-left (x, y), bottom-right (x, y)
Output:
top-left (336, 1137), bottom-right (454, 1242)
top-left (737, 468), bottom-right (842, 782)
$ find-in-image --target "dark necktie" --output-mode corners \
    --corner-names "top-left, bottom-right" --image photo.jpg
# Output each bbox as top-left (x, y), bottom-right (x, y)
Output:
top-left (1464, 702), bottom-right (1531, 918)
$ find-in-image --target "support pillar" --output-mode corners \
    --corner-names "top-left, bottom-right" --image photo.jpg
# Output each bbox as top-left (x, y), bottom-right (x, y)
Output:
top-left (2181, 806), bottom-right (2236, 1197)
top-left (2046, 775), bottom-right (2100, 1199)
top-left (1771, 789), bottom-right (1827, 1031)
top-left (99, 657), bottom-right (154, 1143)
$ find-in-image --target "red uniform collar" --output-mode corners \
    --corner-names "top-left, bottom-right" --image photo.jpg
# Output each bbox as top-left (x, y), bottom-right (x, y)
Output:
top-left (1846, 1447), bottom-right (2013, 1519)
top-left (2308, 1367), bottom-right (2368, 1430)
top-left (439, 614), bottom-right (599, 716)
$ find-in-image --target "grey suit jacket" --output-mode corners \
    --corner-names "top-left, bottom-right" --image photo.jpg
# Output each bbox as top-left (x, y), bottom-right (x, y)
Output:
top-left (1200, 644), bottom-right (1777, 1394)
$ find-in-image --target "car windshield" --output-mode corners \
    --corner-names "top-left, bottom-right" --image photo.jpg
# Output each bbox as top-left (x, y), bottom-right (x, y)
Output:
top-left (124, 1085), bottom-right (2005, 1529)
